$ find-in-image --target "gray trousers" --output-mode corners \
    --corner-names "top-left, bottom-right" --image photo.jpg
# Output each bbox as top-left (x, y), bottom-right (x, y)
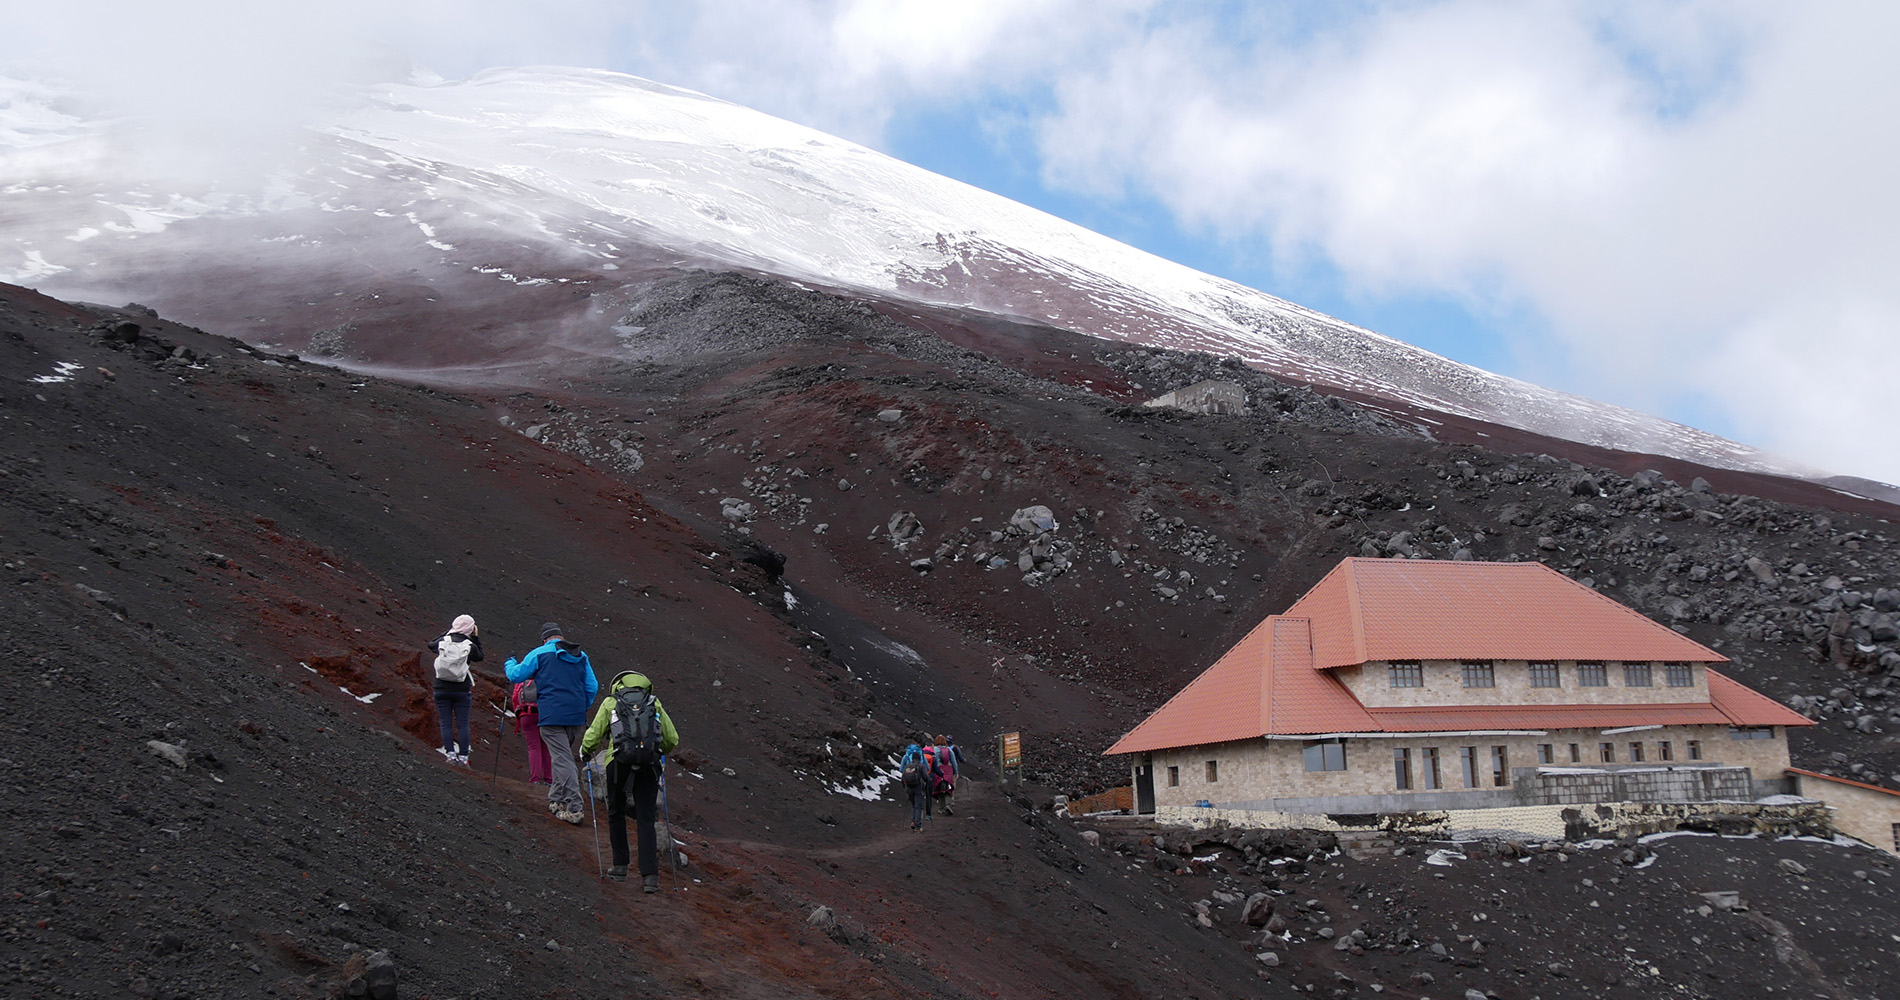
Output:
top-left (539, 724), bottom-right (585, 813)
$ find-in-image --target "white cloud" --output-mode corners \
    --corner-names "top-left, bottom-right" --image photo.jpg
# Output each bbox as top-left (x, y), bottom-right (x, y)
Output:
top-left (6, 1), bottom-right (1897, 482)
top-left (1029, 1), bottom-right (1900, 483)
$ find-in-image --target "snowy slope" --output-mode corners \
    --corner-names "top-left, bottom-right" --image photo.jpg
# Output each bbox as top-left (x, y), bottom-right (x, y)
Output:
top-left (0, 67), bottom-right (1820, 478)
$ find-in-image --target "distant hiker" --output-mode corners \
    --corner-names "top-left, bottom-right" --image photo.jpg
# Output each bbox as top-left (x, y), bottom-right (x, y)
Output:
top-left (900, 737), bottom-right (932, 831)
top-left (428, 615), bottom-right (484, 764)
top-left (578, 671), bottom-right (679, 891)
top-left (930, 734), bottom-right (961, 816)
top-left (511, 674), bottom-right (551, 784)
top-left (504, 623), bottom-right (598, 824)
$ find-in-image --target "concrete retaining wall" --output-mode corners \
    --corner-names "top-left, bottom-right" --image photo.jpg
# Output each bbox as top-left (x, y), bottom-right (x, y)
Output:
top-left (1156, 798), bottom-right (1835, 841)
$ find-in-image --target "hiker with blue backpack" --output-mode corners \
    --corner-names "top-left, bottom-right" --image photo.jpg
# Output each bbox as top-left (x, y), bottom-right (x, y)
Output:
top-left (578, 671), bottom-right (679, 890)
top-left (900, 736), bottom-right (933, 831)
top-left (505, 623), bottom-right (598, 825)
top-left (427, 615), bottom-right (484, 764)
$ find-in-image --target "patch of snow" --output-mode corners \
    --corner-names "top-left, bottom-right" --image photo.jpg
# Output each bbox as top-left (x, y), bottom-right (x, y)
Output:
top-left (1425, 849), bottom-right (1466, 866)
top-left (828, 755), bottom-right (900, 801)
top-left (30, 361), bottom-right (82, 383)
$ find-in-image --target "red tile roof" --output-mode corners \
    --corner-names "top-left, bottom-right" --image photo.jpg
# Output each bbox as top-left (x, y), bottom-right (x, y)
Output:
top-left (1287, 558), bottom-right (1725, 667)
top-left (1707, 669), bottom-right (1814, 728)
top-left (1105, 558), bottom-right (1810, 756)
top-left (1104, 616), bottom-right (1373, 755)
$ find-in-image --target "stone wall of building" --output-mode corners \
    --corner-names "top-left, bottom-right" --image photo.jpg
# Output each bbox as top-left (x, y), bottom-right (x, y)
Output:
top-left (1339, 659), bottom-right (1711, 709)
top-left (1143, 723), bottom-right (1792, 812)
top-left (1789, 772), bottom-right (1900, 856)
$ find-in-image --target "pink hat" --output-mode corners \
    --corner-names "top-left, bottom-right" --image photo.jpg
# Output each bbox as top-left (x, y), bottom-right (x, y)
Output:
top-left (450, 615), bottom-right (477, 636)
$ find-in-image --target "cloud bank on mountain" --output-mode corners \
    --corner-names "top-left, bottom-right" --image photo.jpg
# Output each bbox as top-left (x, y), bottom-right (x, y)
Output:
top-left (4, 1), bottom-right (1896, 485)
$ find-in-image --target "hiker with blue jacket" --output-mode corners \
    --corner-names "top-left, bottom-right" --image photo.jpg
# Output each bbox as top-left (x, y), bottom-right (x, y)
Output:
top-left (900, 737), bottom-right (933, 831)
top-left (579, 671), bottom-right (679, 891)
top-left (505, 623), bottom-right (598, 825)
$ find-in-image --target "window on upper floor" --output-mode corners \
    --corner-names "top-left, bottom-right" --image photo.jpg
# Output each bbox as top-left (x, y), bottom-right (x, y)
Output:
top-left (1536, 743), bottom-right (1554, 765)
top-left (1302, 739), bottom-right (1347, 772)
top-left (1629, 741), bottom-right (1646, 762)
top-left (1461, 661), bottom-right (1495, 688)
top-left (1623, 662), bottom-right (1653, 687)
top-left (1568, 743), bottom-right (1582, 763)
top-left (1167, 766), bottom-right (1179, 787)
top-left (1665, 662), bottom-right (1694, 687)
top-left (1729, 726), bottom-right (1774, 740)
top-left (1687, 740), bottom-right (1703, 760)
top-left (1658, 741), bottom-right (1674, 761)
top-left (1205, 760), bottom-right (1219, 783)
top-left (1529, 661), bottom-right (1560, 688)
top-left (1388, 661), bottom-right (1423, 688)
top-left (1578, 661), bottom-right (1608, 687)
top-left (1599, 742), bottom-right (1616, 763)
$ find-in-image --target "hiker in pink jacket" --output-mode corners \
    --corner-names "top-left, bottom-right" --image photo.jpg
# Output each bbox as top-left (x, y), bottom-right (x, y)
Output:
top-left (511, 678), bottom-right (552, 784)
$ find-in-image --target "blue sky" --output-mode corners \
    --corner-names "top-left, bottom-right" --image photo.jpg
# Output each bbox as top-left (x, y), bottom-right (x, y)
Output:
top-left (882, 95), bottom-right (1526, 380)
top-left (8, 1), bottom-right (1900, 482)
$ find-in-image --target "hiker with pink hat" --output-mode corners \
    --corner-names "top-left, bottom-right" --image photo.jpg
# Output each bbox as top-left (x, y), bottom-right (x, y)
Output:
top-left (427, 615), bottom-right (485, 764)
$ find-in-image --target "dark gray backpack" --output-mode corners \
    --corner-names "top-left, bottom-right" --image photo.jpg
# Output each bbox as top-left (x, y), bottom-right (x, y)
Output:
top-left (610, 686), bottom-right (663, 767)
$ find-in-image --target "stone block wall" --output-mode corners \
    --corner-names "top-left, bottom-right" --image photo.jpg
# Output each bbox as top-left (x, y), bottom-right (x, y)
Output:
top-left (1154, 798), bottom-right (1835, 842)
top-left (1144, 724), bottom-right (1792, 812)
top-left (1340, 659), bottom-right (1710, 709)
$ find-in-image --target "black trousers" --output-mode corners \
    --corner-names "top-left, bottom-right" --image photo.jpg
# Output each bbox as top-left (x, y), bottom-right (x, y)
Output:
top-left (607, 758), bottom-right (661, 876)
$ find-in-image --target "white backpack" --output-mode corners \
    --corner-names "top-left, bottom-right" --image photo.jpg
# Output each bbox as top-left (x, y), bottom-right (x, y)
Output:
top-left (433, 634), bottom-right (473, 682)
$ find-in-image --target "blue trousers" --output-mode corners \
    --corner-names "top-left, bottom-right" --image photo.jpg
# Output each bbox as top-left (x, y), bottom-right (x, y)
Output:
top-left (433, 690), bottom-right (471, 754)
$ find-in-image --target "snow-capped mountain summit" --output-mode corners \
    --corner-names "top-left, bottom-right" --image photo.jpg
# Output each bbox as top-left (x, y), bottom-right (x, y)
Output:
top-left (0, 67), bottom-right (1822, 479)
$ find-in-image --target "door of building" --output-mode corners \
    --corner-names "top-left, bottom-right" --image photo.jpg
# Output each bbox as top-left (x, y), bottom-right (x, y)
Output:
top-left (1135, 759), bottom-right (1156, 814)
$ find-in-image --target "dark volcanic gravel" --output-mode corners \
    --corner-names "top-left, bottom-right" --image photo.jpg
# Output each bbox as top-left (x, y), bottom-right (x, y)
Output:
top-left (3, 274), bottom-right (1898, 1000)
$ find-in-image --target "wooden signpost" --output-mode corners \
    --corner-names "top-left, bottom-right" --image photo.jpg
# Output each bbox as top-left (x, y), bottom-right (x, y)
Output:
top-left (997, 731), bottom-right (1022, 788)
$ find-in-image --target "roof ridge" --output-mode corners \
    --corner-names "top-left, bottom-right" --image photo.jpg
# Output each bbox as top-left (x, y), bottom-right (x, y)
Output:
top-left (1522, 561), bottom-right (1727, 661)
top-left (1341, 559), bottom-right (1368, 665)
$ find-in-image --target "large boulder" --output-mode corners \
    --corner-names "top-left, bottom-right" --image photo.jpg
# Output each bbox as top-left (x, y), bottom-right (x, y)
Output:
top-left (1009, 505), bottom-right (1058, 533)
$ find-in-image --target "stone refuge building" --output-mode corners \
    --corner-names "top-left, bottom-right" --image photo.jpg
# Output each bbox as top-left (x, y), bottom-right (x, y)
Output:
top-left (1108, 558), bottom-right (1814, 826)
top-left (1141, 380), bottom-right (1247, 416)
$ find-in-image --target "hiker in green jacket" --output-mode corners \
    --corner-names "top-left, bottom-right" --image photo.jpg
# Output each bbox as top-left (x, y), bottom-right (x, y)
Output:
top-left (579, 671), bottom-right (679, 892)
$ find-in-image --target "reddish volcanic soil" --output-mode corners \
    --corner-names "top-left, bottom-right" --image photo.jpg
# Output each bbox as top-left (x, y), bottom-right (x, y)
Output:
top-left (3, 273), bottom-right (1898, 1000)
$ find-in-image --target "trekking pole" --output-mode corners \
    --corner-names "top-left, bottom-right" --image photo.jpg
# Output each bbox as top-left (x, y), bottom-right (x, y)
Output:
top-left (490, 702), bottom-right (506, 783)
top-left (660, 755), bottom-right (680, 891)
top-left (584, 762), bottom-right (602, 878)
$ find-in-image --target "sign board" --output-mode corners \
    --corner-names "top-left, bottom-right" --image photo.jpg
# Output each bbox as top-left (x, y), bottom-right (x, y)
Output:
top-left (998, 731), bottom-right (1022, 769)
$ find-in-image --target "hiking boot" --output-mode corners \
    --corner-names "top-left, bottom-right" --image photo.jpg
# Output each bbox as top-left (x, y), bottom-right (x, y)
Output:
top-left (606, 865), bottom-right (627, 882)
top-left (642, 875), bottom-right (659, 893)
top-left (438, 747), bottom-right (455, 761)
top-left (557, 809), bottom-right (584, 825)
top-left (453, 754), bottom-right (469, 766)
top-left (547, 800), bottom-right (561, 814)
